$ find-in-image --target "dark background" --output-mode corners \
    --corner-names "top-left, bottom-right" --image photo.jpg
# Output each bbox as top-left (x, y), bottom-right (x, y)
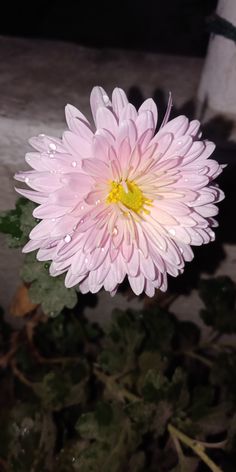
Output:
top-left (1, 0), bottom-right (217, 56)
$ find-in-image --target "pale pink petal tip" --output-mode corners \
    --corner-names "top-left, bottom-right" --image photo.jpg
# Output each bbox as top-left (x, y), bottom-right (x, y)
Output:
top-left (15, 86), bottom-right (225, 297)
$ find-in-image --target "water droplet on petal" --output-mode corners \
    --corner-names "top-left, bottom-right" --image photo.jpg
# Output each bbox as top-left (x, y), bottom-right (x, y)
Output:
top-left (209, 230), bottom-right (215, 240)
top-left (103, 94), bottom-right (110, 104)
top-left (21, 427), bottom-right (29, 436)
top-left (25, 177), bottom-right (30, 183)
top-left (49, 311), bottom-right (58, 318)
top-left (51, 218), bottom-right (56, 222)
top-left (39, 133), bottom-right (45, 138)
top-left (80, 205), bottom-right (84, 210)
top-left (71, 161), bottom-right (77, 167)
top-left (49, 153), bottom-right (55, 158)
top-left (79, 219), bottom-right (84, 224)
top-left (64, 234), bottom-right (72, 243)
top-left (169, 228), bottom-right (176, 236)
top-left (101, 247), bottom-right (105, 252)
top-left (95, 199), bottom-right (100, 205)
top-left (49, 143), bottom-right (57, 151)
top-left (113, 227), bottom-right (118, 236)
top-left (85, 257), bottom-right (88, 263)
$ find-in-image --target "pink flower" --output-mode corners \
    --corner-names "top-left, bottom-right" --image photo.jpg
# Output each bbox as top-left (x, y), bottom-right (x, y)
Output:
top-left (15, 87), bottom-right (224, 296)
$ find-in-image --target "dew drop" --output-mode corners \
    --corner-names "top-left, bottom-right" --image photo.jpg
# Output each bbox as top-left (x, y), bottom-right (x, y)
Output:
top-left (101, 247), bottom-right (105, 252)
top-left (49, 311), bottom-right (58, 318)
top-left (49, 153), bottom-right (55, 158)
top-left (95, 199), bottom-right (100, 205)
top-left (113, 227), bottom-right (118, 236)
top-left (209, 230), bottom-right (215, 240)
top-left (49, 143), bottom-right (57, 151)
top-left (64, 234), bottom-right (72, 243)
top-left (44, 263), bottom-right (50, 270)
top-left (80, 205), bottom-right (84, 210)
top-left (85, 257), bottom-right (88, 263)
top-left (71, 161), bottom-right (77, 167)
top-left (39, 133), bottom-right (45, 138)
top-left (51, 218), bottom-right (56, 222)
top-left (177, 140), bottom-right (183, 146)
top-left (103, 94), bottom-right (110, 104)
top-left (79, 219), bottom-right (84, 224)
top-left (25, 177), bottom-right (30, 184)
top-left (184, 178), bottom-right (189, 183)
top-left (169, 228), bottom-right (176, 236)
top-left (180, 248), bottom-right (184, 254)
top-left (21, 427), bottom-right (29, 436)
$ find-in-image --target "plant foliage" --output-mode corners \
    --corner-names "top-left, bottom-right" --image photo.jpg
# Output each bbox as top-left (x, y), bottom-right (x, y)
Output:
top-left (0, 199), bottom-right (236, 471)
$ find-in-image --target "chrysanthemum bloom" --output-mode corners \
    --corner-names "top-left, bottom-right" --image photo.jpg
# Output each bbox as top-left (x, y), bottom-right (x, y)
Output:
top-left (15, 87), bottom-right (224, 296)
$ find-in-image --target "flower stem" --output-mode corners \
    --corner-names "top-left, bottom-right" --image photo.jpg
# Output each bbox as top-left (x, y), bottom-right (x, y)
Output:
top-left (168, 424), bottom-right (224, 472)
top-left (94, 366), bottom-right (140, 403)
top-left (183, 350), bottom-right (213, 367)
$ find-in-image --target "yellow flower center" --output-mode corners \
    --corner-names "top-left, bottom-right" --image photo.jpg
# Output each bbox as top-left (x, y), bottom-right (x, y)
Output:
top-left (106, 180), bottom-right (152, 214)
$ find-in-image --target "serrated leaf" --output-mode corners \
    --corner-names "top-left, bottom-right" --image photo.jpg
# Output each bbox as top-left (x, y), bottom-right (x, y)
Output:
top-left (21, 253), bottom-right (78, 316)
top-left (0, 198), bottom-right (36, 247)
top-left (199, 277), bottom-right (236, 333)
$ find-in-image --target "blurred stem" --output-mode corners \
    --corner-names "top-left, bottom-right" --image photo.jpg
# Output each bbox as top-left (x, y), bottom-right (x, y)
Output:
top-left (168, 424), bottom-right (224, 472)
top-left (183, 350), bottom-right (213, 367)
top-left (94, 366), bottom-right (140, 403)
top-left (11, 360), bottom-right (35, 388)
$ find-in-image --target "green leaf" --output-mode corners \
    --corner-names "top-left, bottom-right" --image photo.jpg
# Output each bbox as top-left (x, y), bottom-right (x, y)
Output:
top-left (35, 363), bottom-right (88, 410)
top-left (77, 403), bottom-right (119, 443)
top-left (34, 312), bottom-right (87, 358)
top-left (6, 404), bottom-right (55, 472)
top-left (0, 198), bottom-right (36, 247)
top-left (199, 276), bottom-right (236, 333)
top-left (21, 253), bottom-right (78, 316)
top-left (189, 386), bottom-right (214, 421)
top-left (141, 307), bottom-right (175, 351)
top-left (98, 309), bottom-right (145, 375)
top-left (76, 404), bottom-right (139, 472)
top-left (128, 451), bottom-right (146, 471)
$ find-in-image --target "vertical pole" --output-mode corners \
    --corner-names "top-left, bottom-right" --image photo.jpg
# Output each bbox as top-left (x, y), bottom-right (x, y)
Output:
top-left (197, 0), bottom-right (236, 121)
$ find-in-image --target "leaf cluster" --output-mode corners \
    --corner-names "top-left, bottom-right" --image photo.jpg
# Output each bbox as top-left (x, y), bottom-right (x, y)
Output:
top-left (0, 198), bottom-right (78, 315)
top-left (0, 279), bottom-right (235, 471)
top-left (1, 199), bottom-right (236, 470)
